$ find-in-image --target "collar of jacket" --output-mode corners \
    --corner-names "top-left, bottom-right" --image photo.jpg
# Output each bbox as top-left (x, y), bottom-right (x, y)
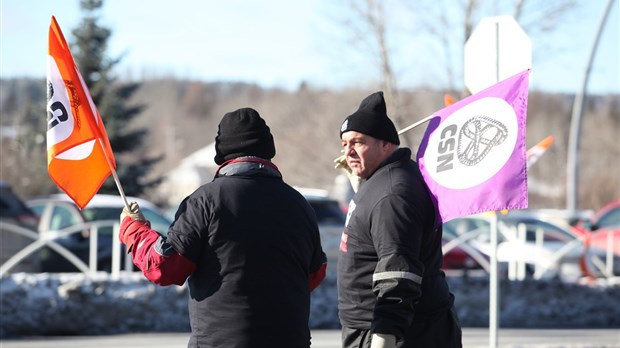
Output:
top-left (366, 147), bottom-right (412, 180)
top-left (215, 156), bottom-right (282, 178)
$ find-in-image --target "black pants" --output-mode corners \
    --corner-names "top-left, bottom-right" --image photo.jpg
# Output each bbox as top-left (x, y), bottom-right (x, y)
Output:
top-left (341, 307), bottom-right (462, 348)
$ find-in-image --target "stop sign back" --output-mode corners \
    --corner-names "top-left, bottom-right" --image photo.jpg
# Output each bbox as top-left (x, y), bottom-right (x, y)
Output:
top-left (464, 16), bottom-right (531, 94)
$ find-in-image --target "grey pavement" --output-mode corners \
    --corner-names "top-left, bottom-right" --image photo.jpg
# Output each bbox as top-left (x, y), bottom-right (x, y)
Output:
top-left (1, 328), bottom-right (619, 348)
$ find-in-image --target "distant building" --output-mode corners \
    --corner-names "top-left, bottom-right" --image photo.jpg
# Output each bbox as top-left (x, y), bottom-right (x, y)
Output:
top-left (155, 142), bottom-right (218, 207)
top-left (156, 141), bottom-right (355, 209)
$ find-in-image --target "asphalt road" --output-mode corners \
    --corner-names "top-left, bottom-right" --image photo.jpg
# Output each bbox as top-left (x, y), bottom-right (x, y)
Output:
top-left (2, 328), bottom-right (619, 348)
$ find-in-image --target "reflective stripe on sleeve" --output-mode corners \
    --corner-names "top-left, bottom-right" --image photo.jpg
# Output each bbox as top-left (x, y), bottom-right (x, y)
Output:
top-left (372, 271), bottom-right (422, 284)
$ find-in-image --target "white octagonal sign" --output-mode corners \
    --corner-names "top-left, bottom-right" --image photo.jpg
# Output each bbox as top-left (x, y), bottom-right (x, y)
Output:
top-left (464, 16), bottom-right (531, 94)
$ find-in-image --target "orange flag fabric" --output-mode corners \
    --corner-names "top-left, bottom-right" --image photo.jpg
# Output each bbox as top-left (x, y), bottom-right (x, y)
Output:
top-left (443, 93), bottom-right (455, 107)
top-left (525, 135), bottom-right (554, 168)
top-left (47, 16), bottom-right (115, 209)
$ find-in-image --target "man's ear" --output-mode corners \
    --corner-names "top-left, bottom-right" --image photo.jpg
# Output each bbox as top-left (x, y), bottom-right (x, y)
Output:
top-left (381, 140), bottom-right (393, 151)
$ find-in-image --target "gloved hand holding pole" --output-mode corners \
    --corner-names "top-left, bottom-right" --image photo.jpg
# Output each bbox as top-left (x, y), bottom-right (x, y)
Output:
top-left (119, 201), bottom-right (147, 252)
top-left (120, 201), bottom-right (145, 223)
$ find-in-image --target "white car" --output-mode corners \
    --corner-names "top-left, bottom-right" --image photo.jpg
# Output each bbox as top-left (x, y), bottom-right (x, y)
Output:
top-left (443, 211), bottom-right (602, 281)
top-left (295, 188), bottom-right (346, 270)
top-left (27, 193), bottom-right (172, 272)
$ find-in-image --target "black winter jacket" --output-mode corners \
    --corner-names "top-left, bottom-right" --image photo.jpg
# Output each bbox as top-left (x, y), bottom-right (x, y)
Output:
top-left (337, 148), bottom-right (457, 341)
top-left (167, 159), bottom-right (327, 348)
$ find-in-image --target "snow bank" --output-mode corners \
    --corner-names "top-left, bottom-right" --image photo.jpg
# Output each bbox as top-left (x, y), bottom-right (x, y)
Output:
top-left (1, 272), bottom-right (619, 338)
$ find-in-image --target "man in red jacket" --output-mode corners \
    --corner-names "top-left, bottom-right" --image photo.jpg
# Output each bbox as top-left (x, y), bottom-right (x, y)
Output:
top-left (119, 107), bottom-right (327, 348)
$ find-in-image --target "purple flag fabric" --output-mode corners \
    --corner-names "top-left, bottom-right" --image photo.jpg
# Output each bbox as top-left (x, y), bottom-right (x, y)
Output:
top-left (416, 69), bottom-right (530, 223)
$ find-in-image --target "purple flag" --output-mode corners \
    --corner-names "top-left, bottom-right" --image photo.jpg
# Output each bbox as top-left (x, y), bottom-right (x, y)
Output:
top-left (416, 69), bottom-right (530, 223)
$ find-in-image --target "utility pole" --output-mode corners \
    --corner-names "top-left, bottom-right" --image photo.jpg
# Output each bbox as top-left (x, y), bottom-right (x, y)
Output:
top-left (566, 0), bottom-right (616, 211)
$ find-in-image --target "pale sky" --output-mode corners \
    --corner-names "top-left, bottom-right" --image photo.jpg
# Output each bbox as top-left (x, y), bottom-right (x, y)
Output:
top-left (1, 0), bottom-right (618, 94)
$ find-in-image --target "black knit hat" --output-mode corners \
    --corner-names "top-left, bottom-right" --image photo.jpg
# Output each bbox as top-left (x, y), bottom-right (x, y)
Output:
top-left (339, 91), bottom-right (400, 145)
top-left (214, 108), bottom-right (276, 165)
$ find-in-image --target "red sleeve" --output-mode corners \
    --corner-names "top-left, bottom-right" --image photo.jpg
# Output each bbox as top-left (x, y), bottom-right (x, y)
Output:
top-left (122, 219), bottom-right (197, 286)
top-left (309, 262), bottom-right (327, 292)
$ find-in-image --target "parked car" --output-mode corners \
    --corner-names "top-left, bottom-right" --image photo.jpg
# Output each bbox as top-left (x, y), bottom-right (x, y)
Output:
top-left (589, 200), bottom-right (620, 231)
top-left (443, 210), bottom-right (600, 280)
top-left (0, 180), bottom-right (39, 230)
top-left (0, 181), bottom-right (40, 272)
top-left (580, 200), bottom-right (620, 277)
top-left (500, 211), bottom-right (589, 278)
top-left (27, 193), bottom-right (172, 272)
top-left (441, 233), bottom-right (489, 273)
top-left (296, 188), bottom-right (346, 269)
top-left (443, 214), bottom-right (501, 273)
top-left (443, 213), bottom-right (505, 255)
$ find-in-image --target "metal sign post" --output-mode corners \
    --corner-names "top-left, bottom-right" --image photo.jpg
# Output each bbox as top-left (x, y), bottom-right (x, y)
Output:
top-left (464, 16), bottom-right (531, 348)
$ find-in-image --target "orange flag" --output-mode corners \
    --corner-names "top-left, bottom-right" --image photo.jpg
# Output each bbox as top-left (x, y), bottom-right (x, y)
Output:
top-left (526, 135), bottom-right (554, 168)
top-left (47, 16), bottom-right (115, 209)
top-left (443, 93), bottom-right (455, 107)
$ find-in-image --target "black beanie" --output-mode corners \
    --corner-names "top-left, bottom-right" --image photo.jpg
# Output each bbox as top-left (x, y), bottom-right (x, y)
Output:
top-left (339, 91), bottom-right (400, 145)
top-left (214, 108), bottom-right (276, 165)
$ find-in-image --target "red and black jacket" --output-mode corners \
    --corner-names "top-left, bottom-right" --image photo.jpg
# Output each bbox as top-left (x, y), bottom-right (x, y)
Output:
top-left (121, 158), bottom-right (327, 348)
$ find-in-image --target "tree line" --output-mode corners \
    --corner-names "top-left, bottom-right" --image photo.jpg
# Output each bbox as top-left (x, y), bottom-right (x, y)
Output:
top-left (1, 76), bottom-right (618, 211)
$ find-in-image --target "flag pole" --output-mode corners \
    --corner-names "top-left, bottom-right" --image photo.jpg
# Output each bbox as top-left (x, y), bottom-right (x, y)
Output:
top-left (397, 114), bottom-right (434, 135)
top-left (397, 92), bottom-right (454, 135)
top-left (97, 137), bottom-right (130, 210)
top-left (111, 168), bottom-right (130, 210)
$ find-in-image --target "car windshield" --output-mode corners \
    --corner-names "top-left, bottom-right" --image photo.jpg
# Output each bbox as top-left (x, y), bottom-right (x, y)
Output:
top-left (82, 207), bottom-right (120, 222)
top-left (596, 207), bottom-right (620, 229)
top-left (443, 217), bottom-right (506, 243)
top-left (82, 207), bottom-right (171, 235)
top-left (500, 217), bottom-right (577, 242)
top-left (309, 200), bottom-right (346, 225)
top-left (0, 190), bottom-right (34, 217)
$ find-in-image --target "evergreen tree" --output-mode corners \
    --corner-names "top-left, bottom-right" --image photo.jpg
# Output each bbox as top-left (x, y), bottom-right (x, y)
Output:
top-left (71, 0), bottom-right (162, 196)
top-left (0, 79), bottom-right (54, 197)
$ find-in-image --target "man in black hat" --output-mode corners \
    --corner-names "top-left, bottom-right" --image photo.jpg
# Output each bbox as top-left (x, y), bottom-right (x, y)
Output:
top-left (119, 107), bottom-right (327, 348)
top-left (336, 92), bottom-right (462, 348)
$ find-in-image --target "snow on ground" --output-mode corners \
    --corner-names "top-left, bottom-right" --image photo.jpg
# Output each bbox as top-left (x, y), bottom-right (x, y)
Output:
top-left (1, 271), bottom-right (619, 338)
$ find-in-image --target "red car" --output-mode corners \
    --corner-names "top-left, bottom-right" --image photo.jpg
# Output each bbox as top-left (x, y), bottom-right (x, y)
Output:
top-left (442, 240), bottom-right (488, 271)
top-left (587, 200), bottom-right (620, 254)
top-left (580, 200), bottom-right (620, 277)
top-left (589, 200), bottom-right (620, 231)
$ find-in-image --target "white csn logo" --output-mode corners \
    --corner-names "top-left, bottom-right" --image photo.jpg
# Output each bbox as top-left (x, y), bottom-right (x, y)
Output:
top-left (424, 97), bottom-right (518, 189)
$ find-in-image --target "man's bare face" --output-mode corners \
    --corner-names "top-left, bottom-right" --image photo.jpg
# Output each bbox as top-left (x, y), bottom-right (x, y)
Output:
top-left (341, 131), bottom-right (394, 179)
